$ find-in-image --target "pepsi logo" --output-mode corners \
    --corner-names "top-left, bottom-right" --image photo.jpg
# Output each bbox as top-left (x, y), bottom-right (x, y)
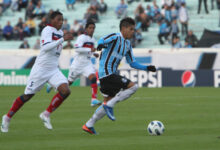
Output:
top-left (181, 71), bottom-right (196, 87)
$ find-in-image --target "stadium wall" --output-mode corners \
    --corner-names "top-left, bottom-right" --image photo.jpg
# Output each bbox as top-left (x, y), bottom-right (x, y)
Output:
top-left (0, 49), bottom-right (220, 87)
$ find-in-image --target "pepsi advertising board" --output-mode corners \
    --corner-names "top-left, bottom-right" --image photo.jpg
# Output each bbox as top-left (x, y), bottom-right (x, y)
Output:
top-left (116, 69), bottom-right (219, 87)
top-left (160, 69), bottom-right (214, 87)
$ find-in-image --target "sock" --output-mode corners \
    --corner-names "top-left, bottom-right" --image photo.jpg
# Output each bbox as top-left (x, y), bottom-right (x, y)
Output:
top-left (42, 110), bottom-right (51, 117)
top-left (91, 83), bottom-right (98, 99)
top-left (46, 92), bottom-right (65, 113)
top-left (7, 96), bottom-right (24, 118)
top-left (107, 84), bottom-right (138, 108)
top-left (86, 105), bottom-right (106, 127)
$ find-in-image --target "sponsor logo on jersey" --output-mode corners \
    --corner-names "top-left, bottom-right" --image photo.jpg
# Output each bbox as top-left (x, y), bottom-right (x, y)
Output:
top-left (181, 70), bottom-right (196, 87)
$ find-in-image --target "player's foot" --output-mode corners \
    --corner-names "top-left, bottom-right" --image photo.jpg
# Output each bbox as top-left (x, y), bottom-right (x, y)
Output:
top-left (91, 99), bottom-right (102, 107)
top-left (46, 84), bottom-right (53, 93)
top-left (103, 104), bottom-right (116, 121)
top-left (39, 112), bottom-right (53, 130)
top-left (1, 115), bottom-right (11, 133)
top-left (82, 124), bottom-right (97, 135)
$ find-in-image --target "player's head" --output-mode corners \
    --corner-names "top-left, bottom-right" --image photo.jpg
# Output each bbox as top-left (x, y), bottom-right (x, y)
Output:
top-left (119, 17), bottom-right (135, 39)
top-left (85, 21), bottom-right (96, 37)
top-left (50, 11), bottom-right (63, 30)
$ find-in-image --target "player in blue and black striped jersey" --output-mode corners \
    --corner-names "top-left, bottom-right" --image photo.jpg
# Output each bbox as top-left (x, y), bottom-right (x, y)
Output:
top-left (82, 17), bottom-right (156, 134)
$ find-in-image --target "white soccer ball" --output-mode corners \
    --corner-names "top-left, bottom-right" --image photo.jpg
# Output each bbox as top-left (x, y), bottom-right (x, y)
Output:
top-left (147, 120), bottom-right (165, 135)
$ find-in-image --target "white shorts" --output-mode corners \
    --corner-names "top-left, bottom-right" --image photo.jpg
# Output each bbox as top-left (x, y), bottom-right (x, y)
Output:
top-left (25, 67), bottom-right (68, 94)
top-left (68, 62), bottom-right (96, 82)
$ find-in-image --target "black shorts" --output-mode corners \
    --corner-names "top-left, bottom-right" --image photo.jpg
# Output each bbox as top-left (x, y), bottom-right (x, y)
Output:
top-left (99, 74), bottom-right (131, 97)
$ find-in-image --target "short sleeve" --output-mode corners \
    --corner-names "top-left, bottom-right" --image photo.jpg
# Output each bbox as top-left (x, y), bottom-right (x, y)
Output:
top-left (40, 27), bottom-right (52, 46)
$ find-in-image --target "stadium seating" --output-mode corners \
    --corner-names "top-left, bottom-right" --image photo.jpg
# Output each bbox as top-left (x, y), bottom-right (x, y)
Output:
top-left (0, 0), bottom-right (219, 49)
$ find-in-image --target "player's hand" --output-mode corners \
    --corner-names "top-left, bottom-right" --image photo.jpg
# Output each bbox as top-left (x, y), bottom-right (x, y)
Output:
top-left (91, 48), bottom-right (96, 52)
top-left (147, 65), bottom-right (156, 72)
top-left (63, 33), bottom-right (73, 41)
top-left (93, 53), bottom-right (99, 58)
top-left (97, 44), bottom-right (106, 51)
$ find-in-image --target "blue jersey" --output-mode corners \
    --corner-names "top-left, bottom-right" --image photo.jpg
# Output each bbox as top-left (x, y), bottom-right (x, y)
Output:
top-left (98, 33), bottom-right (137, 78)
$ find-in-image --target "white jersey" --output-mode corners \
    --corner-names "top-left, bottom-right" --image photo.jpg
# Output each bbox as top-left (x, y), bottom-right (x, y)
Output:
top-left (68, 34), bottom-right (96, 81)
top-left (24, 25), bottom-right (67, 94)
top-left (73, 33), bottom-right (95, 65)
top-left (34, 25), bottom-right (64, 70)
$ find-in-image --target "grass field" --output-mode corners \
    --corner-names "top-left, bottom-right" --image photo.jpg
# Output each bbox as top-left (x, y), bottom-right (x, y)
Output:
top-left (0, 86), bottom-right (220, 150)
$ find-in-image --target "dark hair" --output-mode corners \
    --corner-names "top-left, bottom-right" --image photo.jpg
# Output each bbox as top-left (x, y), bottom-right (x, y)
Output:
top-left (119, 17), bottom-right (135, 31)
top-left (50, 11), bottom-right (63, 20)
top-left (85, 21), bottom-right (95, 29)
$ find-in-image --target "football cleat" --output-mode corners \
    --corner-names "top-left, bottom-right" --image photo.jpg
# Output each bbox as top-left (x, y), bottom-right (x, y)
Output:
top-left (1, 115), bottom-right (11, 133)
top-left (46, 84), bottom-right (53, 93)
top-left (103, 104), bottom-right (116, 121)
top-left (91, 99), bottom-right (102, 107)
top-left (39, 112), bottom-right (53, 130)
top-left (82, 124), bottom-right (97, 135)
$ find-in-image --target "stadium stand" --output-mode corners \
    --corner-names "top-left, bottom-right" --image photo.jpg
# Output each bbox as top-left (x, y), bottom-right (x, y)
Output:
top-left (0, 0), bottom-right (219, 49)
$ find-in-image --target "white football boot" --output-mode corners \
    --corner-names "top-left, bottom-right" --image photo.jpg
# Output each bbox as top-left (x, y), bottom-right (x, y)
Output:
top-left (1, 115), bottom-right (11, 133)
top-left (39, 112), bottom-right (53, 130)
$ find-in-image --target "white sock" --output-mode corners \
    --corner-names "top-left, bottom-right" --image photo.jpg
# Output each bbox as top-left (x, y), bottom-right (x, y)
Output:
top-left (86, 105), bottom-right (106, 127)
top-left (107, 84), bottom-right (138, 107)
top-left (43, 110), bottom-right (51, 117)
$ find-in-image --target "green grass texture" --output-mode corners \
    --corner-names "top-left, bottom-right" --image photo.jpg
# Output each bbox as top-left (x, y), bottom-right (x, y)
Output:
top-left (0, 86), bottom-right (220, 150)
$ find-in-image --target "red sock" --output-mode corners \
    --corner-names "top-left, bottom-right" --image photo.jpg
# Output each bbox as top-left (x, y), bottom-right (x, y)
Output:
top-left (46, 93), bottom-right (64, 113)
top-left (7, 97), bottom-right (24, 118)
top-left (91, 83), bottom-right (98, 99)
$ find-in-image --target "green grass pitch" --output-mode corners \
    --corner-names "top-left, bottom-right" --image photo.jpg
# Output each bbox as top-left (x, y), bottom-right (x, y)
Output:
top-left (0, 86), bottom-right (220, 150)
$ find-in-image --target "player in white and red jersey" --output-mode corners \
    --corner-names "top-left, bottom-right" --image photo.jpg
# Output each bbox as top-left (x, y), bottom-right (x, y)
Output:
top-left (47, 22), bottom-right (101, 107)
top-left (1, 11), bottom-right (73, 133)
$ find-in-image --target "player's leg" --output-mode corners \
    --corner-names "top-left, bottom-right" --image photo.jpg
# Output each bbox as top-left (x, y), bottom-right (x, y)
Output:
top-left (40, 70), bottom-right (70, 129)
top-left (105, 82), bottom-right (138, 108)
top-left (83, 64), bottom-right (101, 107)
top-left (102, 75), bottom-right (138, 121)
top-left (82, 75), bottom-right (116, 134)
top-left (83, 97), bottom-right (112, 134)
top-left (88, 73), bottom-right (101, 107)
top-left (1, 94), bottom-right (34, 133)
top-left (0, 68), bottom-right (47, 133)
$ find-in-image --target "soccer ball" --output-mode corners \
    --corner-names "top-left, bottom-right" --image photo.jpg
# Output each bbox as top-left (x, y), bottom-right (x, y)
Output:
top-left (147, 120), bottom-right (165, 135)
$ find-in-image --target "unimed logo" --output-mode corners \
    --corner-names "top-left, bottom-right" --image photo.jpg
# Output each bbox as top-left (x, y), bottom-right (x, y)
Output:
top-left (0, 71), bottom-right (29, 85)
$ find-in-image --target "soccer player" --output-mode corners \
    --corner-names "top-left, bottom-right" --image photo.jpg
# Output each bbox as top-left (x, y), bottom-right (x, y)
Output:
top-left (46, 21), bottom-right (101, 107)
top-left (82, 17), bottom-right (156, 134)
top-left (1, 11), bottom-right (73, 133)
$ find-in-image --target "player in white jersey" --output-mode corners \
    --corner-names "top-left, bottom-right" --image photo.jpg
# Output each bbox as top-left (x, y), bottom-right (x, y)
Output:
top-left (47, 22), bottom-right (101, 107)
top-left (1, 11), bottom-right (73, 133)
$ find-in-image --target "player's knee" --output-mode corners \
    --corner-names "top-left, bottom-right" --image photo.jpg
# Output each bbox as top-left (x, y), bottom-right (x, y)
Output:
top-left (90, 76), bottom-right (97, 84)
top-left (21, 94), bottom-right (34, 103)
top-left (60, 88), bottom-right (71, 99)
top-left (130, 84), bottom-right (138, 93)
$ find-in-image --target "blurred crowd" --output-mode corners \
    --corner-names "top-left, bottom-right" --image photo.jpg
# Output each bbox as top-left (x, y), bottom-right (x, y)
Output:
top-left (0, 0), bottom-right (220, 49)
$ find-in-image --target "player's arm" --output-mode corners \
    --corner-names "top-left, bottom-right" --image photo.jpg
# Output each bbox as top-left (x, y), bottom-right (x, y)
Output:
top-left (126, 44), bottom-right (156, 72)
top-left (41, 29), bottom-right (72, 52)
top-left (97, 33), bottom-right (118, 51)
top-left (74, 35), bottom-right (94, 53)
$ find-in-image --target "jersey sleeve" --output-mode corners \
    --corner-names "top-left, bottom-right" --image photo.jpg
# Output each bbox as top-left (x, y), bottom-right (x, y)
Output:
top-left (41, 28), bottom-right (64, 52)
top-left (74, 35), bottom-right (91, 53)
top-left (125, 41), bottom-right (136, 64)
top-left (126, 41), bottom-right (148, 70)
